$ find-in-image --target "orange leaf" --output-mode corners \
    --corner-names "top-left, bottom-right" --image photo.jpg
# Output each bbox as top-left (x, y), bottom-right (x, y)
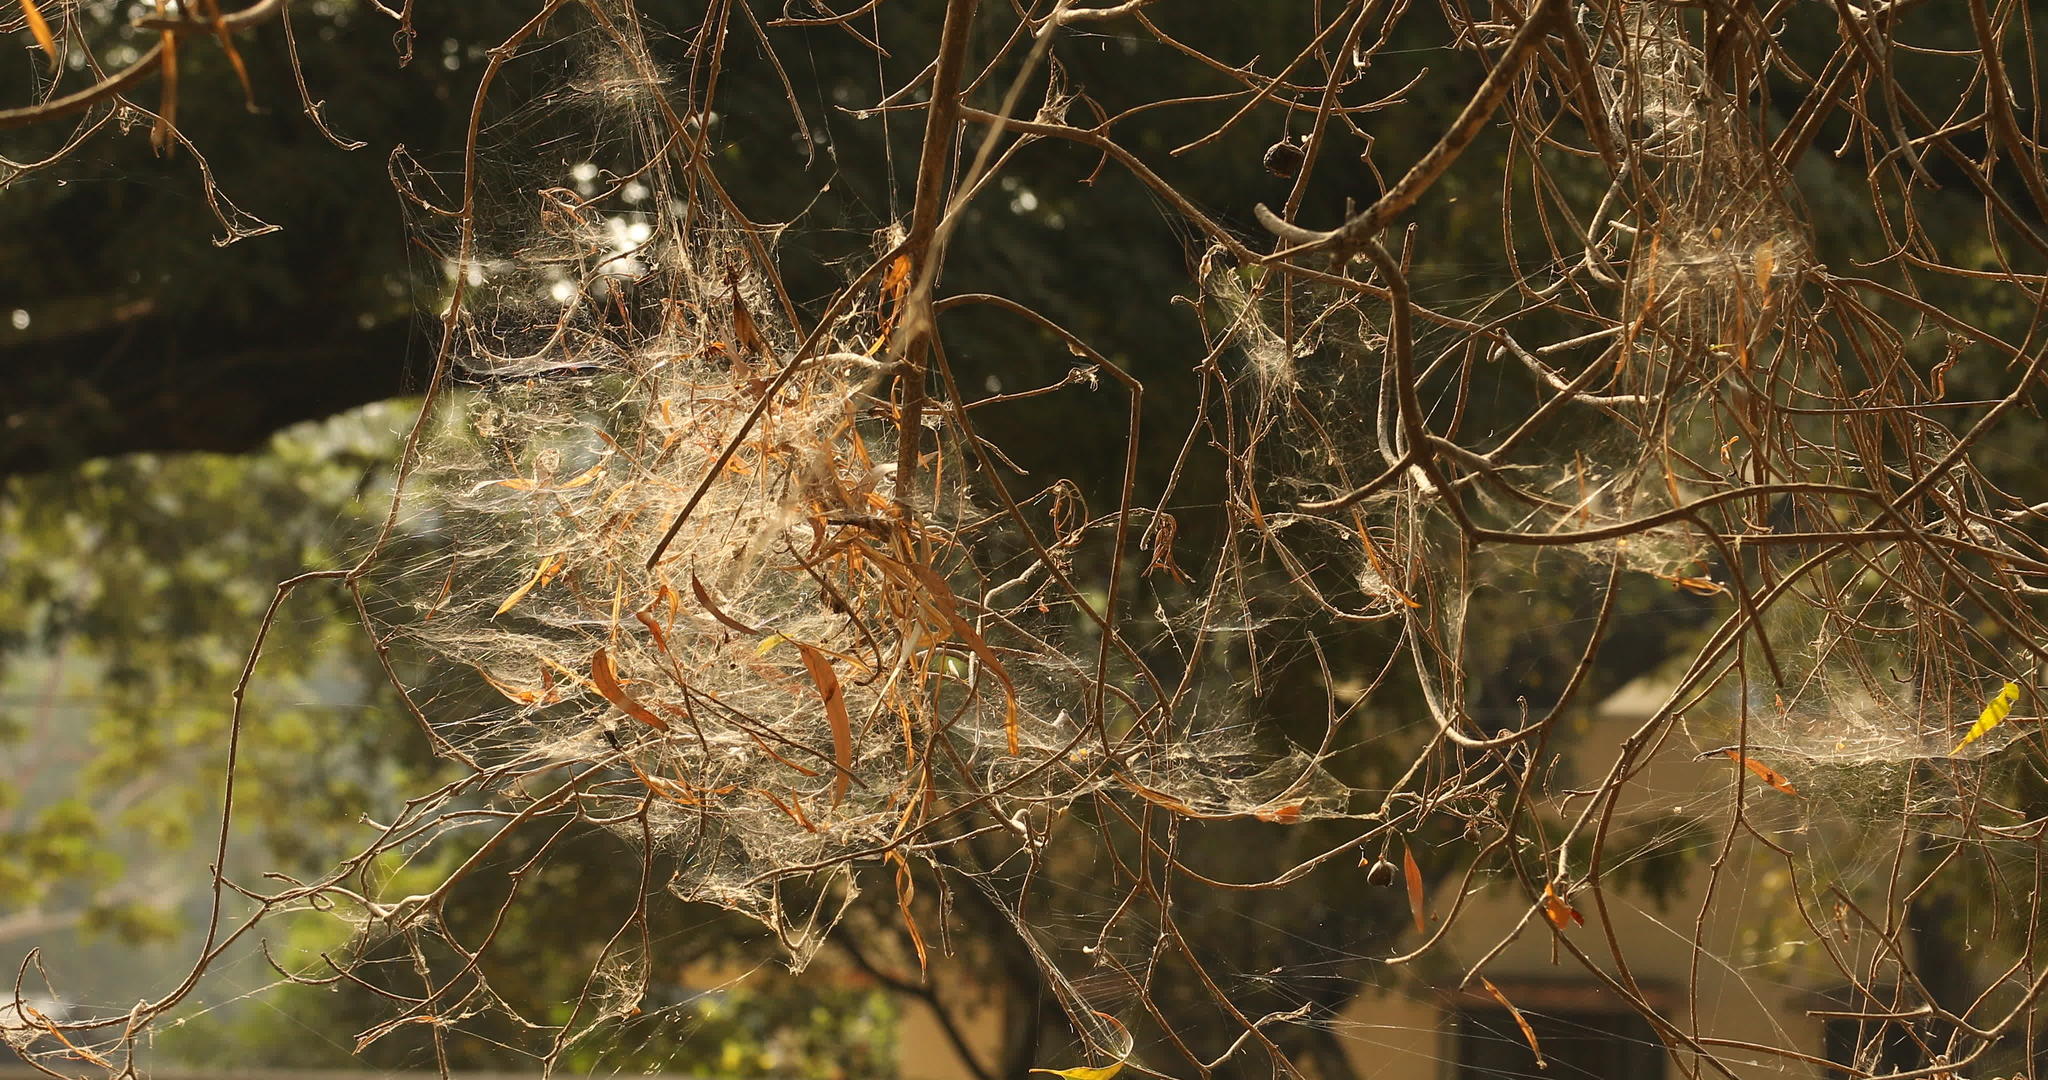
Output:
top-left (1254, 803), bottom-right (1304, 824)
top-left (1402, 841), bottom-right (1426, 935)
top-left (635, 609), bottom-right (673, 661)
top-left (1722, 749), bottom-right (1798, 795)
top-left (1542, 882), bottom-right (1584, 929)
top-left (795, 643), bottom-right (854, 806)
top-left (1480, 978), bottom-right (1546, 1069)
top-left (18, 0), bottom-right (55, 62)
top-left (590, 648), bottom-right (668, 732)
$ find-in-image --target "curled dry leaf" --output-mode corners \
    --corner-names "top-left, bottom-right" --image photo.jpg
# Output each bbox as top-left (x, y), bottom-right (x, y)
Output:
top-left (1480, 977), bottom-right (1546, 1069)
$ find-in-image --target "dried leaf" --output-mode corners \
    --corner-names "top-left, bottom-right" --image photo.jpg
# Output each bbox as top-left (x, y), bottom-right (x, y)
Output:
top-left (495, 554), bottom-right (565, 617)
top-left (18, 0), bottom-right (55, 63)
top-left (194, 0), bottom-right (254, 107)
top-left (1541, 882), bottom-right (1584, 929)
top-left (590, 648), bottom-right (669, 732)
top-left (1480, 978), bottom-right (1546, 1069)
top-left (908, 563), bottom-right (1020, 753)
top-left (1953, 681), bottom-right (2023, 755)
top-left (1402, 841), bottom-right (1426, 935)
top-left (559, 463), bottom-right (605, 488)
top-left (635, 609), bottom-right (672, 661)
top-left (1722, 749), bottom-right (1799, 795)
top-left (1120, 776), bottom-right (1213, 819)
top-left (22, 1006), bottom-right (112, 1069)
top-left (795, 643), bottom-right (854, 805)
top-left (889, 849), bottom-right (928, 973)
top-left (731, 269), bottom-right (770, 358)
top-left (474, 664), bottom-right (539, 705)
top-left (871, 253), bottom-right (914, 353)
top-left (693, 573), bottom-right (762, 635)
top-left (151, 0), bottom-right (176, 154)
top-left (1253, 803), bottom-right (1304, 824)
top-left (756, 788), bottom-right (817, 831)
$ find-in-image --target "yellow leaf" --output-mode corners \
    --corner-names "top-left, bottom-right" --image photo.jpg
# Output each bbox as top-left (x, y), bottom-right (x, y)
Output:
top-left (18, 0), bottom-right (55, 63)
top-left (1953, 681), bottom-right (2022, 755)
top-left (1031, 1065), bottom-right (1123, 1080)
top-left (494, 553), bottom-right (565, 617)
top-left (756, 633), bottom-right (787, 656)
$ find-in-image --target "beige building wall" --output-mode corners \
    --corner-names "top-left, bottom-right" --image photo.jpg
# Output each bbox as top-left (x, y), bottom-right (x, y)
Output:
top-left (1330, 678), bottom-right (1833, 1079)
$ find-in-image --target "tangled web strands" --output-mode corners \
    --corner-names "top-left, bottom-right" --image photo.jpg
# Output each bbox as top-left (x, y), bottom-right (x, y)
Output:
top-left (381, 0), bottom-right (1342, 1038)
top-left (14, 0), bottom-right (2048, 1074)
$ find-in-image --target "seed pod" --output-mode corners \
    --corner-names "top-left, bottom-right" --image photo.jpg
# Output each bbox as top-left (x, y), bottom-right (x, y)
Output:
top-left (1264, 138), bottom-right (1306, 179)
top-left (1365, 857), bottom-right (1399, 887)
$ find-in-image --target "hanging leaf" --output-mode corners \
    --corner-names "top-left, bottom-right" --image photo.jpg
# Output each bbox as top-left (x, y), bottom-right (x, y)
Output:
top-left (795, 643), bottom-right (854, 805)
top-left (1480, 978), bottom-right (1547, 1069)
top-left (1953, 681), bottom-right (2022, 755)
top-left (590, 648), bottom-right (668, 732)
top-left (18, 0), bottom-right (55, 63)
top-left (1541, 882), bottom-right (1584, 929)
top-left (1721, 749), bottom-right (1799, 796)
top-left (908, 562), bottom-right (1020, 753)
top-left (1402, 841), bottom-right (1426, 935)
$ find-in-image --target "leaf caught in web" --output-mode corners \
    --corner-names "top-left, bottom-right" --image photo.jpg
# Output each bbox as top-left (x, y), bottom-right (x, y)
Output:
top-left (1953, 681), bottom-right (2022, 755)
top-left (795, 642), bottom-right (853, 805)
top-left (1481, 978), bottom-right (1547, 1069)
top-left (1542, 882), bottom-right (1584, 929)
top-left (1031, 1064), bottom-right (1124, 1080)
top-left (1721, 749), bottom-right (1798, 795)
top-left (591, 648), bottom-right (668, 731)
